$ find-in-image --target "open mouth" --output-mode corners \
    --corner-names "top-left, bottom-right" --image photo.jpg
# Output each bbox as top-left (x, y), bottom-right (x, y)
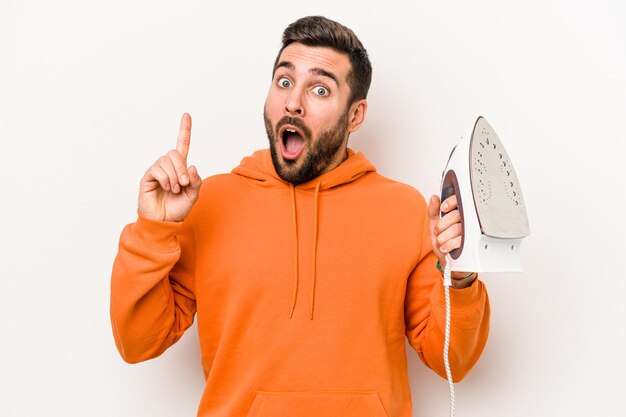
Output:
top-left (280, 125), bottom-right (305, 160)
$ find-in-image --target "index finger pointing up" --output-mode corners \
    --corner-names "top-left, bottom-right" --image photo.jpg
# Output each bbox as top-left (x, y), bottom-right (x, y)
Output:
top-left (176, 113), bottom-right (192, 161)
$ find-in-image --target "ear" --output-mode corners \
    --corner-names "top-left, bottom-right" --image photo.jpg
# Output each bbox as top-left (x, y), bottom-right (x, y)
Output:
top-left (346, 99), bottom-right (368, 133)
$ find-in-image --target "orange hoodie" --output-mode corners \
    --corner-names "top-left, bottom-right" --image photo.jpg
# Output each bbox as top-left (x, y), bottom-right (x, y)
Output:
top-left (110, 148), bottom-right (490, 417)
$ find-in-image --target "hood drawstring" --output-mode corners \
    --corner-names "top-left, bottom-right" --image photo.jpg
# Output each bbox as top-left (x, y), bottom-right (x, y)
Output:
top-left (309, 181), bottom-right (321, 320)
top-left (288, 180), bottom-right (321, 320)
top-left (289, 184), bottom-right (299, 319)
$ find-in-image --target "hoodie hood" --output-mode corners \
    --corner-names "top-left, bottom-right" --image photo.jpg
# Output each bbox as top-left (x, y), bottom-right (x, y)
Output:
top-left (231, 148), bottom-right (376, 320)
top-left (232, 148), bottom-right (376, 191)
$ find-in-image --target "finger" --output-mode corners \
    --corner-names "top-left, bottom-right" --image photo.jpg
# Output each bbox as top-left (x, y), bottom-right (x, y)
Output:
top-left (146, 165), bottom-right (171, 191)
top-left (428, 195), bottom-right (441, 221)
top-left (440, 195), bottom-right (458, 213)
top-left (157, 156), bottom-right (181, 193)
top-left (438, 235), bottom-right (462, 254)
top-left (434, 210), bottom-right (462, 235)
top-left (176, 113), bottom-right (192, 161)
top-left (436, 222), bottom-right (463, 248)
top-left (167, 149), bottom-right (190, 186)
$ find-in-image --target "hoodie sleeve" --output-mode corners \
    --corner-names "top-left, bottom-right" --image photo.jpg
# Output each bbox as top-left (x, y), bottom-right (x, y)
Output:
top-left (404, 207), bottom-right (490, 382)
top-left (110, 211), bottom-right (197, 364)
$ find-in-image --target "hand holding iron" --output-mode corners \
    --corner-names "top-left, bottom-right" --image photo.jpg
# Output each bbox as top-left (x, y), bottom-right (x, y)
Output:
top-left (138, 113), bottom-right (203, 222)
top-left (428, 195), bottom-right (476, 288)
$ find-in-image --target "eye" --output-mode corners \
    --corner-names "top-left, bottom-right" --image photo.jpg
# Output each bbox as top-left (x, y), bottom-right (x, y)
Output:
top-left (313, 86), bottom-right (329, 96)
top-left (278, 77), bottom-right (292, 88)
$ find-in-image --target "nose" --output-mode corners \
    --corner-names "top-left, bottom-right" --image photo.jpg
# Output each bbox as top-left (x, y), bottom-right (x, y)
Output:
top-left (285, 88), bottom-right (305, 117)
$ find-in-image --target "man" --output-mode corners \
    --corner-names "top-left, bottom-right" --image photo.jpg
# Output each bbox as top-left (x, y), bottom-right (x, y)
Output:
top-left (111, 16), bottom-right (489, 417)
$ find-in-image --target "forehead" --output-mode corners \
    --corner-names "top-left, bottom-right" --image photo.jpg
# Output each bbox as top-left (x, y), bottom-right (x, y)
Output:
top-left (276, 43), bottom-right (351, 84)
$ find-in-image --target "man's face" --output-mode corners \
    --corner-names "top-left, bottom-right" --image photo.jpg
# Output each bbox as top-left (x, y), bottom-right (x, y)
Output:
top-left (264, 43), bottom-right (355, 185)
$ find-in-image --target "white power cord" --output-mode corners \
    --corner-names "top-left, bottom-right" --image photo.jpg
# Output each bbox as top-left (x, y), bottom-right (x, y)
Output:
top-left (443, 253), bottom-right (455, 417)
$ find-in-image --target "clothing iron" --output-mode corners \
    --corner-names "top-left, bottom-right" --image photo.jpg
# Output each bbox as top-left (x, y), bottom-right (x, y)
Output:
top-left (440, 116), bottom-right (530, 272)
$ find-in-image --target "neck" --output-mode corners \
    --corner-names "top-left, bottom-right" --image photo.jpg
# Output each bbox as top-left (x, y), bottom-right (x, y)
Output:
top-left (320, 143), bottom-right (349, 176)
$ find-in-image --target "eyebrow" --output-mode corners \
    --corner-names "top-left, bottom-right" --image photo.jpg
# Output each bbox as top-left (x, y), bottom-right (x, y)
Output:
top-left (274, 61), bottom-right (340, 86)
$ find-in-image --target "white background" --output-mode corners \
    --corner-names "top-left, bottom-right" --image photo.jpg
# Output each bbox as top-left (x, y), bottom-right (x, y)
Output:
top-left (1, 0), bottom-right (625, 416)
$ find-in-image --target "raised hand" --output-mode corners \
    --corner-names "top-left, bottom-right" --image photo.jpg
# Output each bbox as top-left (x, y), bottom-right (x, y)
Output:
top-left (138, 113), bottom-right (202, 222)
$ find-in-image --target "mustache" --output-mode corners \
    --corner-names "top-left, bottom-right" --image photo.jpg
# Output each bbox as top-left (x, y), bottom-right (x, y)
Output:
top-left (276, 116), bottom-right (312, 140)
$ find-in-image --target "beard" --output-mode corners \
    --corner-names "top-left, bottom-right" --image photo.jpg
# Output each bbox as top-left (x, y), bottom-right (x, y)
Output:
top-left (264, 109), bottom-right (349, 185)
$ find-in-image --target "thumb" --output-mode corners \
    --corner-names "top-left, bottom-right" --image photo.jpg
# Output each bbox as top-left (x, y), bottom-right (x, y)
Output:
top-left (428, 195), bottom-right (444, 261)
top-left (185, 165), bottom-right (202, 200)
top-left (188, 165), bottom-right (202, 188)
top-left (428, 195), bottom-right (441, 223)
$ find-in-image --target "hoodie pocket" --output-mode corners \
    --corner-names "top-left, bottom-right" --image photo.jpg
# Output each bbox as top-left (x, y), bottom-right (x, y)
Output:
top-left (245, 390), bottom-right (389, 417)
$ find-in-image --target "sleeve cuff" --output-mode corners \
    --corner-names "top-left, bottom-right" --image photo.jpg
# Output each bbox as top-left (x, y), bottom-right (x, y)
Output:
top-left (432, 276), bottom-right (484, 313)
top-left (128, 210), bottom-right (185, 252)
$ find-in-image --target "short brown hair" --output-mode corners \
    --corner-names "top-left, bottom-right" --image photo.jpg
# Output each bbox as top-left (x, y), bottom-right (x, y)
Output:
top-left (273, 16), bottom-right (372, 106)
